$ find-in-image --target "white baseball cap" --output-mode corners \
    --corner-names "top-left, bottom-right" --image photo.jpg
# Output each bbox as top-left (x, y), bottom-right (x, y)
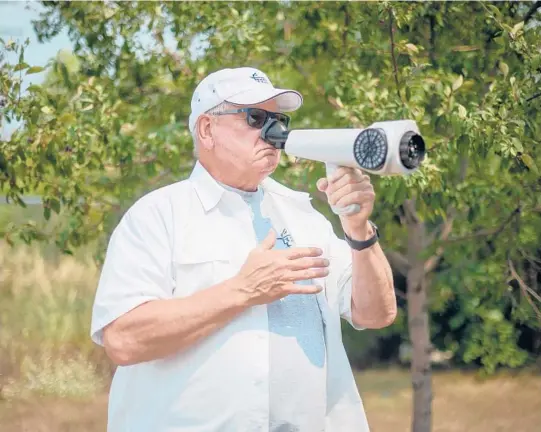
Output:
top-left (188, 67), bottom-right (303, 134)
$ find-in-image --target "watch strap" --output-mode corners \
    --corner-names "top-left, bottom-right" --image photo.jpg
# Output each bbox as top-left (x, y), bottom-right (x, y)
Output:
top-left (344, 221), bottom-right (379, 251)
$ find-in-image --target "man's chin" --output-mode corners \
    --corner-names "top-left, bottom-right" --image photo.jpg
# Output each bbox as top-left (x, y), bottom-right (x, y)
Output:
top-left (257, 148), bottom-right (278, 156)
top-left (255, 154), bottom-right (279, 172)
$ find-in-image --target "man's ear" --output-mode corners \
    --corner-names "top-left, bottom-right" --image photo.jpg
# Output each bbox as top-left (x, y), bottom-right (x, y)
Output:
top-left (196, 115), bottom-right (215, 151)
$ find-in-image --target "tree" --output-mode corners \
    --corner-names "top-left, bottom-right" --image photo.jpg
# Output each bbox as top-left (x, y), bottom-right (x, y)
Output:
top-left (1, 2), bottom-right (540, 431)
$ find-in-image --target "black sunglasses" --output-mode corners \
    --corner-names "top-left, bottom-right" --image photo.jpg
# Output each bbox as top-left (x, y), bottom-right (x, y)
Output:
top-left (214, 107), bottom-right (291, 129)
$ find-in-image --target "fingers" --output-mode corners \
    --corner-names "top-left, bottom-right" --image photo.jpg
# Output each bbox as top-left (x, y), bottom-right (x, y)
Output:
top-left (335, 190), bottom-right (375, 208)
top-left (284, 247), bottom-right (323, 260)
top-left (325, 173), bottom-right (373, 207)
top-left (285, 267), bottom-right (330, 282)
top-left (316, 178), bottom-right (328, 191)
top-left (326, 170), bottom-right (371, 197)
top-left (328, 166), bottom-right (367, 183)
top-left (287, 257), bottom-right (329, 271)
top-left (284, 283), bottom-right (324, 295)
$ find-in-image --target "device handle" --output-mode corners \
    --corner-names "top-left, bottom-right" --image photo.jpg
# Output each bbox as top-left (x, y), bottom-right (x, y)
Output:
top-left (325, 162), bottom-right (360, 216)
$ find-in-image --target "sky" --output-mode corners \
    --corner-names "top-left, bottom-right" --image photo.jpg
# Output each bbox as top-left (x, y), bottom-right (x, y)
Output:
top-left (1, 1), bottom-right (73, 138)
top-left (0, 1), bottom-right (206, 139)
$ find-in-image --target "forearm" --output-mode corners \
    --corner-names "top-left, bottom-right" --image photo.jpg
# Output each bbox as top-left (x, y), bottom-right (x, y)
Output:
top-left (350, 243), bottom-right (396, 327)
top-left (344, 224), bottom-right (397, 328)
top-left (103, 277), bottom-right (248, 366)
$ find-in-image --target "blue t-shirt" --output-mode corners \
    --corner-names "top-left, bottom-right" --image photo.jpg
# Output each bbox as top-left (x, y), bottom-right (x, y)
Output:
top-left (220, 183), bottom-right (326, 432)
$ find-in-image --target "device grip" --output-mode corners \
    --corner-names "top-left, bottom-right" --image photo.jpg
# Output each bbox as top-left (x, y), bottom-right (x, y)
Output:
top-left (325, 162), bottom-right (360, 216)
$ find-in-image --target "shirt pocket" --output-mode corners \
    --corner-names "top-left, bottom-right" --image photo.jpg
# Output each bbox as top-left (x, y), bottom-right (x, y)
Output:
top-left (171, 243), bottom-right (234, 298)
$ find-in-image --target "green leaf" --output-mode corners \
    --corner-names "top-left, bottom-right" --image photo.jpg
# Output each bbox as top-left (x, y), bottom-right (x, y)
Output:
top-left (104, 7), bottom-right (117, 19)
top-left (13, 62), bottom-right (29, 72)
top-left (487, 4), bottom-right (501, 17)
top-left (58, 113), bottom-right (76, 124)
top-left (26, 66), bottom-right (45, 75)
top-left (499, 61), bottom-right (509, 77)
top-left (452, 75), bottom-right (463, 92)
top-left (50, 197), bottom-right (61, 214)
top-left (457, 104), bottom-right (467, 119)
top-left (405, 43), bottom-right (419, 54)
top-left (511, 21), bottom-right (524, 36)
top-left (521, 154), bottom-right (538, 173)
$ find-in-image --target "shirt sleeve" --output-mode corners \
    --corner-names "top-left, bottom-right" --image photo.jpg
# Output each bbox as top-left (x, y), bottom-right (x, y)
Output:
top-left (90, 195), bottom-right (174, 346)
top-left (324, 220), bottom-right (365, 331)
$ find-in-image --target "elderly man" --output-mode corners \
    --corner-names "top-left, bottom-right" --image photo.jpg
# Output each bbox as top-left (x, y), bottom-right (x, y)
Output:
top-left (91, 67), bottom-right (396, 432)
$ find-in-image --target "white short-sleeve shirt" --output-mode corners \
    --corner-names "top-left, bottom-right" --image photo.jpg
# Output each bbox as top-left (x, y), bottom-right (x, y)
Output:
top-left (90, 161), bottom-right (370, 432)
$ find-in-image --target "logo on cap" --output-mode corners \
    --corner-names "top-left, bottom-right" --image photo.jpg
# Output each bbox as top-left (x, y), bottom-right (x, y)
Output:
top-left (250, 72), bottom-right (269, 84)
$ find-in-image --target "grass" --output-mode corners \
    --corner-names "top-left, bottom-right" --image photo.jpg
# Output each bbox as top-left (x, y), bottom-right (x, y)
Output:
top-left (356, 368), bottom-right (541, 432)
top-left (0, 370), bottom-right (539, 432)
top-left (0, 241), bottom-right (111, 401)
top-left (0, 241), bottom-right (540, 431)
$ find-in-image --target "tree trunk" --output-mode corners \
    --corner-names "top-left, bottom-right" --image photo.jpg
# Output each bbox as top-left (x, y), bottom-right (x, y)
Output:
top-left (405, 200), bottom-right (433, 432)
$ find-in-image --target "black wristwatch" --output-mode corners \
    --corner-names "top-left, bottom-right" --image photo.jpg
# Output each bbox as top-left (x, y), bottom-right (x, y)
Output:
top-left (344, 221), bottom-right (379, 251)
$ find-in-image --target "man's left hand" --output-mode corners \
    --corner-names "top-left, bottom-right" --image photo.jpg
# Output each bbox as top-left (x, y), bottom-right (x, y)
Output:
top-left (316, 167), bottom-right (375, 240)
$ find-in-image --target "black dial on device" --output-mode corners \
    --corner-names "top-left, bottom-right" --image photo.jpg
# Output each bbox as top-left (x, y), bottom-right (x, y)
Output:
top-left (353, 128), bottom-right (387, 170)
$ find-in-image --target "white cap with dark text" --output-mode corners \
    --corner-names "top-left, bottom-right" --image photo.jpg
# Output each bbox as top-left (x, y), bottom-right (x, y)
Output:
top-left (189, 67), bottom-right (303, 133)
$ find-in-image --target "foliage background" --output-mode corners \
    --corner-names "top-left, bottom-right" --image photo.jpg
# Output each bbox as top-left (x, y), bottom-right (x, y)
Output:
top-left (1, 1), bottom-right (540, 425)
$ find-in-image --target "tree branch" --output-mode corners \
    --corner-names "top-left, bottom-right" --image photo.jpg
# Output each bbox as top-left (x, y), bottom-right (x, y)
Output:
top-left (424, 154), bottom-right (468, 272)
top-left (388, 8), bottom-right (402, 101)
top-left (528, 265), bottom-right (540, 302)
top-left (341, 4), bottom-right (349, 52)
top-left (386, 249), bottom-right (411, 276)
top-left (429, 11), bottom-right (437, 67)
top-left (444, 207), bottom-right (521, 244)
top-left (526, 92), bottom-right (541, 103)
top-left (524, 1), bottom-right (541, 24)
top-left (518, 248), bottom-right (541, 272)
top-left (423, 214), bottom-right (454, 274)
top-left (91, 196), bottom-right (121, 212)
top-left (403, 198), bottom-right (420, 225)
top-left (424, 198), bottom-right (520, 275)
top-left (289, 58), bottom-right (363, 127)
top-left (148, 168), bottom-right (172, 185)
top-left (423, 207), bottom-right (521, 277)
top-left (508, 257), bottom-right (541, 325)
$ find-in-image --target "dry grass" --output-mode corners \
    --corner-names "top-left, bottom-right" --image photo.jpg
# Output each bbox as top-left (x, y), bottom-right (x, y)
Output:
top-left (0, 370), bottom-right (540, 432)
top-left (357, 368), bottom-right (541, 432)
top-left (0, 242), bottom-right (540, 431)
top-left (0, 242), bottom-right (111, 400)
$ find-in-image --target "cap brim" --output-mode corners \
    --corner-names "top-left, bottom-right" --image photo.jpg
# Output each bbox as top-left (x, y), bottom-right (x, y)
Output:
top-left (226, 88), bottom-right (303, 112)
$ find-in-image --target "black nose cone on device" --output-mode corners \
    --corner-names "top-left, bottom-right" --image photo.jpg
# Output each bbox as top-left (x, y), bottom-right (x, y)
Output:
top-left (399, 131), bottom-right (426, 169)
top-left (261, 119), bottom-right (289, 149)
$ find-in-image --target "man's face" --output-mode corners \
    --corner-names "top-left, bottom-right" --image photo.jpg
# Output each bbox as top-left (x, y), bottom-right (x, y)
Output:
top-left (208, 99), bottom-right (283, 180)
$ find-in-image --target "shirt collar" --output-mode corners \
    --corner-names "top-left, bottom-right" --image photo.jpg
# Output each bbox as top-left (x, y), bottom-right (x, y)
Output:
top-left (189, 160), bottom-right (311, 212)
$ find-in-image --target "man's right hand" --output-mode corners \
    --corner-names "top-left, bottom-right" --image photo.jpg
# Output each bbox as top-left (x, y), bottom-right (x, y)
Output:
top-left (233, 229), bottom-right (329, 307)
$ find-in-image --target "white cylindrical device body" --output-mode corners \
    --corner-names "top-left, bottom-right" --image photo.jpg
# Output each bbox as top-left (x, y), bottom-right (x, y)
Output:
top-left (283, 120), bottom-right (422, 176)
top-left (284, 129), bottom-right (361, 167)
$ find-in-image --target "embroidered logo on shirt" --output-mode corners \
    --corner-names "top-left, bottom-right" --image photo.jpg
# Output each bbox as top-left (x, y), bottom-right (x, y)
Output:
top-left (277, 228), bottom-right (294, 247)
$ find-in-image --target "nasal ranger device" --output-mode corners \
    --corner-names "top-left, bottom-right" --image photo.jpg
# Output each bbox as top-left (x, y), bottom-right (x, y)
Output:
top-left (260, 119), bottom-right (426, 216)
